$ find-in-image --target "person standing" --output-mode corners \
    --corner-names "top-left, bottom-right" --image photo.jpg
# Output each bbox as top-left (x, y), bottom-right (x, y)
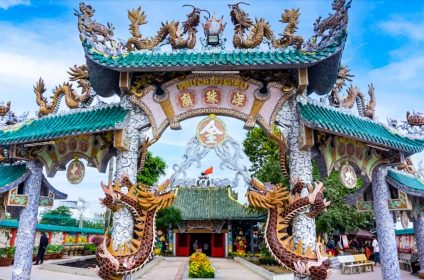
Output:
top-left (34, 232), bottom-right (49, 265)
top-left (372, 237), bottom-right (380, 266)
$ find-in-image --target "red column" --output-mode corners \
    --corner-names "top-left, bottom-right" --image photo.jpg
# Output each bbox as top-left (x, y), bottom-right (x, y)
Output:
top-left (48, 232), bottom-right (53, 244)
top-left (9, 228), bottom-right (17, 247)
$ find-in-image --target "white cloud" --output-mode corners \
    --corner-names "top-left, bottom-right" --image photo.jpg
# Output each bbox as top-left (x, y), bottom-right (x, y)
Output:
top-left (0, 0), bottom-right (29, 10)
top-left (380, 17), bottom-right (424, 41)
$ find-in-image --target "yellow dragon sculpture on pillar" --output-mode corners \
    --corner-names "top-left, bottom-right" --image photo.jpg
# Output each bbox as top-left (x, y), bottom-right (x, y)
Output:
top-left (247, 178), bottom-right (331, 280)
top-left (34, 64), bottom-right (93, 116)
top-left (97, 177), bottom-right (175, 280)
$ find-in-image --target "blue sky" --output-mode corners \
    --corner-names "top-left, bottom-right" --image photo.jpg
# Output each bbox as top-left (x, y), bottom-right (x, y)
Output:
top-left (1, 0), bottom-right (423, 217)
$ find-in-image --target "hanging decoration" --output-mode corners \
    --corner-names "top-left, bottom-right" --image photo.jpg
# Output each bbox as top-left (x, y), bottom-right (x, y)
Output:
top-left (196, 115), bottom-right (227, 148)
top-left (66, 158), bottom-right (85, 184)
top-left (339, 163), bottom-right (357, 189)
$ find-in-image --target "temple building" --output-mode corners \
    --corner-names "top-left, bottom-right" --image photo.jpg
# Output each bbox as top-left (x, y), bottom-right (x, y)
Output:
top-left (1, 1), bottom-right (424, 279)
top-left (0, 162), bottom-right (67, 219)
top-left (172, 185), bottom-right (265, 257)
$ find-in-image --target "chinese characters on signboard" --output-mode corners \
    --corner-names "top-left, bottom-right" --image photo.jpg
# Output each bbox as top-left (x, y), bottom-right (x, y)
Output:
top-left (177, 87), bottom-right (248, 110)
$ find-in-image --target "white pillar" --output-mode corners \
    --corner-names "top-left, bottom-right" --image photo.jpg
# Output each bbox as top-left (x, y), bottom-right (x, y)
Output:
top-left (111, 96), bottom-right (149, 252)
top-left (414, 211), bottom-right (424, 270)
top-left (12, 161), bottom-right (43, 280)
top-left (372, 166), bottom-right (400, 280)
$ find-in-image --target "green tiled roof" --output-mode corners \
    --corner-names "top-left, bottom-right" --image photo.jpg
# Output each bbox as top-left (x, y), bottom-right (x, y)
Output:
top-left (172, 187), bottom-right (266, 221)
top-left (299, 101), bottom-right (424, 153)
top-left (395, 228), bottom-right (414, 235)
top-left (387, 169), bottom-right (424, 191)
top-left (0, 219), bottom-right (104, 234)
top-left (85, 39), bottom-right (342, 70)
top-left (0, 105), bottom-right (128, 145)
top-left (0, 163), bottom-right (28, 189)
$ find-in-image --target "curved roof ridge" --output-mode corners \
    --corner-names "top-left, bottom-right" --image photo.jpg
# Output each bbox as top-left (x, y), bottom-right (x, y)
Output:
top-left (299, 100), bottom-right (424, 153)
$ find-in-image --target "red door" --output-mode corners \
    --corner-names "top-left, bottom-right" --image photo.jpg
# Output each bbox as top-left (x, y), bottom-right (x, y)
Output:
top-left (211, 233), bottom-right (225, 257)
top-left (176, 233), bottom-right (190, 256)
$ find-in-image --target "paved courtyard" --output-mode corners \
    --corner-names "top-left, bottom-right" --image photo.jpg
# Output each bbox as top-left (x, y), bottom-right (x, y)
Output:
top-left (0, 257), bottom-right (421, 280)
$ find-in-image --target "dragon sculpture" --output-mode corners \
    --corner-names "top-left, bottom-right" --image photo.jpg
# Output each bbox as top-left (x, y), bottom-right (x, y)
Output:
top-left (330, 65), bottom-right (376, 119)
top-left (306, 0), bottom-right (351, 50)
top-left (76, 2), bottom-right (115, 46)
top-left (272, 9), bottom-right (304, 49)
top-left (97, 177), bottom-right (175, 280)
top-left (34, 64), bottom-right (93, 116)
top-left (229, 3), bottom-right (303, 50)
top-left (126, 5), bottom-right (205, 50)
top-left (0, 101), bottom-right (10, 117)
top-left (397, 157), bottom-right (417, 175)
top-left (247, 178), bottom-right (331, 280)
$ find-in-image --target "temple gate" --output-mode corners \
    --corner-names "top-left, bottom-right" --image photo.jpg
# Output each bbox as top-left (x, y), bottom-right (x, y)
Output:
top-left (0, 1), bottom-right (424, 280)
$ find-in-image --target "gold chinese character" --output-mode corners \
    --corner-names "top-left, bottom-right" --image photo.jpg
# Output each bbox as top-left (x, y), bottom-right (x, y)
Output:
top-left (180, 92), bottom-right (194, 108)
top-left (206, 90), bottom-right (219, 104)
top-left (231, 91), bottom-right (246, 107)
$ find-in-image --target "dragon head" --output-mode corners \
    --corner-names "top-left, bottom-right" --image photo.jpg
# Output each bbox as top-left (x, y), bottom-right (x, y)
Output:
top-left (79, 2), bottom-right (95, 18)
top-left (247, 178), bottom-right (290, 209)
top-left (228, 2), bottom-right (253, 31)
top-left (281, 8), bottom-right (300, 25)
top-left (100, 177), bottom-right (175, 214)
top-left (181, 5), bottom-right (205, 32)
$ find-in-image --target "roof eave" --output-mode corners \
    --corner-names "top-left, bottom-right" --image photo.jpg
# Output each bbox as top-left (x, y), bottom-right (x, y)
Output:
top-left (301, 118), bottom-right (422, 154)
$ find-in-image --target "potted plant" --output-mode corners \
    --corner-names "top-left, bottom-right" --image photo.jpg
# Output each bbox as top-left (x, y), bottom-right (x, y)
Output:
top-left (154, 242), bottom-right (162, 255)
top-left (83, 244), bottom-right (97, 255)
top-left (45, 245), bottom-right (65, 259)
top-left (188, 252), bottom-right (215, 278)
top-left (0, 247), bottom-right (15, 266)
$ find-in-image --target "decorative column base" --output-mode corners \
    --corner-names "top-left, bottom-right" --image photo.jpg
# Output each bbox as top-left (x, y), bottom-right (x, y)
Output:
top-left (372, 166), bottom-right (400, 280)
top-left (12, 161), bottom-right (43, 280)
top-left (414, 211), bottom-right (424, 271)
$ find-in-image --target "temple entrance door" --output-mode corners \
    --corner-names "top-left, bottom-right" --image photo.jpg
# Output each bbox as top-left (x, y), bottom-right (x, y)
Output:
top-left (176, 233), bottom-right (190, 256)
top-left (189, 233), bottom-right (212, 256)
top-left (211, 233), bottom-right (225, 258)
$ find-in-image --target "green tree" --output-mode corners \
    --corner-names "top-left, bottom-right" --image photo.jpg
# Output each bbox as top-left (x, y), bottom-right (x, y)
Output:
top-left (155, 207), bottom-right (182, 231)
top-left (243, 127), bottom-right (375, 235)
top-left (243, 128), bottom-right (286, 184)
top-left (40, 206), bottom-right (77, 226)
top-left (137, 152), bottom-right (167, 185)
top-left (313, 167), bottom-right (375, 234)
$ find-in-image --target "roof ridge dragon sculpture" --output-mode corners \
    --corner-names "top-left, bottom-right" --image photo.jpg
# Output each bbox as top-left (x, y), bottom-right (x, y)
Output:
top-left (329, 65), bottom-right (376, 119)
top-left (228, 2), bottom-right (303, 49)
top-left (306, 0), bottom-right (351, 50)
top-left (126, 5), bottom-right (207, 50)
top-left (33, 64), bottom-right (94, 116)
top-left (97, 177), bottom-right (175, 280)
top-left (247, 178), bottom-right (331, 279)
top-left (76, 3), bottom-right (116, 50)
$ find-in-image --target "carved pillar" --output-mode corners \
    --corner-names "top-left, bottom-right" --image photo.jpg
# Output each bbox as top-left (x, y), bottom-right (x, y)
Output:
top-left (277, 97), bottom-right (315, 280)
top-left (12, 161), bottom-right (43, 280)
top-left (114, 96), bottom-right (148, 182)
top-left (414, 210), bottom-right (424, 270)
top-left (278, 97), bottom-right (315, 248)
top-left (372, 166), bottom-right (400, 280)
top-left (111, 96), bottom-right (149, 251)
